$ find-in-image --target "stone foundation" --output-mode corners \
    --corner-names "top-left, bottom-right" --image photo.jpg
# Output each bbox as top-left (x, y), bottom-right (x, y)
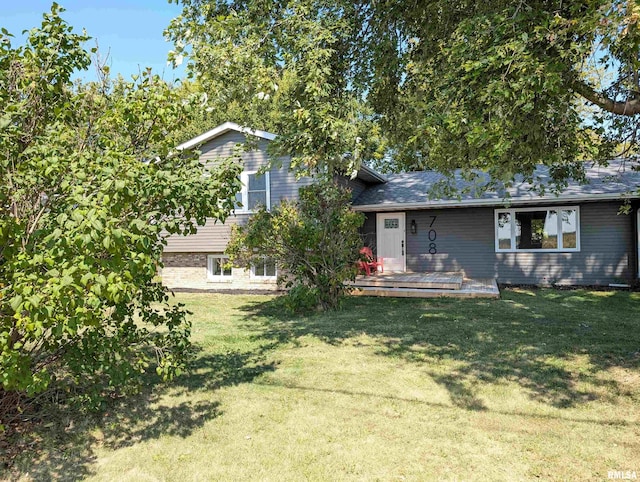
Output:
top-left (161, 252), bottom-right (280, 291)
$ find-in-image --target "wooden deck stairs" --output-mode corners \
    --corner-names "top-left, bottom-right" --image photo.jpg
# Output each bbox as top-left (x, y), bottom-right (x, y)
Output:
top-left (350, 272), bottom-right (500, 299)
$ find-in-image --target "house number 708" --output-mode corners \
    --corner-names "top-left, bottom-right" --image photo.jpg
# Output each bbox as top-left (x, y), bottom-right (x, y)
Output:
top-left (428, 216), bottom-right (437, 255)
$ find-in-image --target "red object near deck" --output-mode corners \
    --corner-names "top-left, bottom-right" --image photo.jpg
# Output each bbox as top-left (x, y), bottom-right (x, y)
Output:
top-left (358, 247), bottom-right (384, 276)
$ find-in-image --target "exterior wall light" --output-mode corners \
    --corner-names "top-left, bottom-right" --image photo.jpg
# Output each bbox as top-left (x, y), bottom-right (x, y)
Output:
top-left (410, 219), bottom-right (417, 234)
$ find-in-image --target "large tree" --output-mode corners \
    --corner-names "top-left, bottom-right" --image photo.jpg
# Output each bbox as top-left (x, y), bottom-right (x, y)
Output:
top-left (1, 5), bottom-right (241, 420)
top-left (167, 0), bottom-right (386, 178)
top-left (168, 0), bottom-right (640, 189)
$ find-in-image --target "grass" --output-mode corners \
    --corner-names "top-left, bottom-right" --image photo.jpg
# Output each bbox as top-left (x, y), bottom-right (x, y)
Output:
top-left (5, 288), bottom-right (640, 481)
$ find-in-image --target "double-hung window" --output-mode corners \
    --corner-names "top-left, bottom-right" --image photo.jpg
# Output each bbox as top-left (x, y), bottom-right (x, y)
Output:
top-left (236, 171), bottom-right (270, 213)
top-left (495, 206), bottom-right (580, 252)
top-left (207, 255), bottom-right (233, 281)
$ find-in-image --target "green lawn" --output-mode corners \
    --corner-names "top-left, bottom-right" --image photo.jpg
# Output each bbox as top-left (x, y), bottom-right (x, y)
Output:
top-left (7, 288), bottom-right (640, 481)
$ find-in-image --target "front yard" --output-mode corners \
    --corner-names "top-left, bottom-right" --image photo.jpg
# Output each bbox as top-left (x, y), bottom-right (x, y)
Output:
top-left (8, 288), bottom-right (640, 481)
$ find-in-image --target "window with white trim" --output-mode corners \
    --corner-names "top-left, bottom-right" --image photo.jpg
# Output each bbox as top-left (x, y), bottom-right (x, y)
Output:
top-left (235, 171), bottom-right (270, 213)
top-left (207, 255), bottom-right (233, 280)
top-left (495, 207), bottom-right (580, 252)
top-left (251, 257), bottom-right (277, 279)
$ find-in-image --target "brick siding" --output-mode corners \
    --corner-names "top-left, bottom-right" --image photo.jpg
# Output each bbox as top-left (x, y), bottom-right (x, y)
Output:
top-left (161, 252), bottom-right (280, 291)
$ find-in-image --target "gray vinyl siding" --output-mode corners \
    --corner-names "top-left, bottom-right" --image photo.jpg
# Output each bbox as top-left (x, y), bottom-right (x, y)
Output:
top-left (361, 212), bottom-right (377, 250)
top-left (163, 216), bottom-right (247, 253)
top-left (336, 175), bottom-right (369, 201)
top-left (404, 207), bottom-right (494, 277)
top-left (197, 130), bottom-right (313, 205)
top-left (366, 201), bottom-right (634, 285)
top-left (164, 130), bottom-right (312, 253)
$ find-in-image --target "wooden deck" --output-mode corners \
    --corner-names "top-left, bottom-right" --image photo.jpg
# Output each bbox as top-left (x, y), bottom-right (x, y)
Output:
top-left (350, 272), bottom-right (500, 299)
top-left (352, 271), bottom-right (464, 290)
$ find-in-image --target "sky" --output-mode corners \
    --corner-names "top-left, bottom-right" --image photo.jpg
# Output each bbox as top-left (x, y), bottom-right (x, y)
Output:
top-left (1, 0), bottom-right (186, 82)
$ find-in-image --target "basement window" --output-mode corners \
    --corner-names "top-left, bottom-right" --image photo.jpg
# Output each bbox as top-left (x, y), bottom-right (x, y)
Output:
top-left (207, 255), bottom-right (233, 281)
top-left (251, 257), bottom-right (277, 279)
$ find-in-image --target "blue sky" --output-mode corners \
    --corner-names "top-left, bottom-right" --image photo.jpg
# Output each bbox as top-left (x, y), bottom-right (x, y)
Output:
top-left (2, 0), bottom-right (186, 82)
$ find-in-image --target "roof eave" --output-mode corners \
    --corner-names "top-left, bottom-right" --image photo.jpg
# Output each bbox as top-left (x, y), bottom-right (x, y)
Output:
top-left (352, 192), bottom-right (639, 211)
top-left (357, 164), bottom-right (387, 183)
top-left (176, 121), bottom-right (277, 151)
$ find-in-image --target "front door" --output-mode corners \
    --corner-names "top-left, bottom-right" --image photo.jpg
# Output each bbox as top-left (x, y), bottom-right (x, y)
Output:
top-left (376, 212), bottom-right (406, 272)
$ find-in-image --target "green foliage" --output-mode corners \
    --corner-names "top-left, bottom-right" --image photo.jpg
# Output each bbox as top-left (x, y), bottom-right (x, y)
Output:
top-left (366, 1), bottom-right (626, 189)
top-left (227, 182), bottom-right (364, 311)
top-left (168, 0), bottom-right (640, 191)
top-left (166, 79), bottom-right (282, 146)
top-left (166, 0), bottom-right (386, 177)
top-left (0, 5), bottom-right (241, 412)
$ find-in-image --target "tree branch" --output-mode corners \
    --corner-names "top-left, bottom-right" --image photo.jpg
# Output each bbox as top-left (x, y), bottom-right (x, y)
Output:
top-left (571, 78), bottom-right (640, 116)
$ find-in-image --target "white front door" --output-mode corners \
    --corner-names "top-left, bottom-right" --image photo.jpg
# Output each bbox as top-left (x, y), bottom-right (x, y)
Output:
top-left (376, 212), bottom-right (406, 272)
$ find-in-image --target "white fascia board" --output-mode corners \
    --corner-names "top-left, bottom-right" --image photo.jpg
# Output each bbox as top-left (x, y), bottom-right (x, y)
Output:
top-left (176, 121), bottom-right (277, 151)
top-left (352, 192), bottom-right (639, 212)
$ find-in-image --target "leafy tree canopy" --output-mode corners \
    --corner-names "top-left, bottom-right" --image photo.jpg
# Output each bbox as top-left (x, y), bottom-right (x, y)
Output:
top-left (166, 0), bottom-right (386, 179)
top-left (168, 0), bottom-right (640, 189)
top-left (168, 78), bottom-right (281, 145)
top-left (1, 4), bottom-right (241, 419)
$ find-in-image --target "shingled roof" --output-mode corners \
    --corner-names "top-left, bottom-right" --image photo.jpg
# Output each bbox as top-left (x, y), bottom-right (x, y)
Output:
top-left (352, 160), bottom-right (640, 211)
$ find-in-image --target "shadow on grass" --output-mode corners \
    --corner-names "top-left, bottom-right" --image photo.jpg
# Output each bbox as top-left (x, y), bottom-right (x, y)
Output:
top-left (253, 379), bottom-right (634, 427)
top-left (4, 345), bottom-right (277, 481)
top-left (238, 288), bottom-right (640, 411)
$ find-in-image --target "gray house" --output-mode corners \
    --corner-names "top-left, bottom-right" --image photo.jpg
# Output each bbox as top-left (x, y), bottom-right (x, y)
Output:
top-left (162, 122), bottom-right (640, 290)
